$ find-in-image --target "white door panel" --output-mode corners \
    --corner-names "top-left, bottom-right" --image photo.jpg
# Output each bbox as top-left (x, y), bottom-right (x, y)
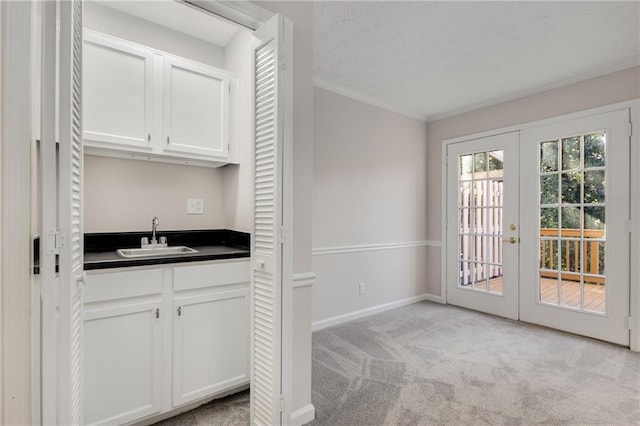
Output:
top-left (55, 0), bottom-right (85, 423)
top-left (520, 109), bottom-right (630, 346)
top-left (251, 14), bottom-right (285, 426)
top-left (446, 132), bottom-right (520, 320)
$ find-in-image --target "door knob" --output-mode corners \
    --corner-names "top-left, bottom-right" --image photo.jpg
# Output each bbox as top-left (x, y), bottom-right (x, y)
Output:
top-left (503, 237), bottom-right (519, 244)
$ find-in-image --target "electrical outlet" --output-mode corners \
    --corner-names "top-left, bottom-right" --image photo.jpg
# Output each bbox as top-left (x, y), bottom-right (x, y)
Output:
top-left (359, 282), bottom-right (366, 295)
top-left (187, 198), bottom-right (204, 215)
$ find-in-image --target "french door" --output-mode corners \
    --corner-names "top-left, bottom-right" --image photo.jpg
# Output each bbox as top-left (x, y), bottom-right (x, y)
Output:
top-left (446, 132), bottom-right (520, 320)
top-left (446, 109), bottom-right (631, 346)
top-left (519, 110), bottom-right (630, 345)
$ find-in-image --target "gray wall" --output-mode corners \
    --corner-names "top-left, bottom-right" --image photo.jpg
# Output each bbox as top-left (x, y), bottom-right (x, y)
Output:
top-left (312, 87), bottom-right (429, 323)
top-left (84, 157), bottom-right (227, 232)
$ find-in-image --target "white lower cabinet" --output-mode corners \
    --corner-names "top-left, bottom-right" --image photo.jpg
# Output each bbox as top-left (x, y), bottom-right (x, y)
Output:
top-left (173, 288), bottom-right (249, 406)
top-left (84, 300), bottom-right (163, 425)
top-left (83, 268), bottom-right (164, 425)
top-left (83, 259), bottom-right (250, 425)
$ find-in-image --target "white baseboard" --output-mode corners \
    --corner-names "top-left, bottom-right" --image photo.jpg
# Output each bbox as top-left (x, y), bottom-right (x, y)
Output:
top-left (290, 403), bottom-right (315, 426)
top-left (312, 294), bottom-right (440, 331)
top-left (423, 293), bottom-right (444, 304)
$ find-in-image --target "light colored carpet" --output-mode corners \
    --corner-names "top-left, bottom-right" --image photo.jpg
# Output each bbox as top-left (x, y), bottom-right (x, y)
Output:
top-left (156, 301), bottom-right (640, 425)
top-left (153, 389), bottom-right (249, 425)
top-left (310, 301), bottom-right (640, 425)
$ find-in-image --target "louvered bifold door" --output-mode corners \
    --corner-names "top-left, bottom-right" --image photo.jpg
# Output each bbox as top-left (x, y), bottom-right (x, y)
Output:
top-left (58, 0), bottom-right (85, 424)
top-left (251, 14), bottom-right (285, 426)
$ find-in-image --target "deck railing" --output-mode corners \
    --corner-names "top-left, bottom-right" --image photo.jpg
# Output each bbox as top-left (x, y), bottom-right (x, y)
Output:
top-left (540, 228), bottom-right (605, 284)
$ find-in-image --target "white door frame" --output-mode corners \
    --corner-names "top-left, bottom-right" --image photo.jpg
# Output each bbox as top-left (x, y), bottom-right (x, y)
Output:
top-left (441, 99), bottom-right (640, 351)
top-left (0, 0), bottom-right (295, 424)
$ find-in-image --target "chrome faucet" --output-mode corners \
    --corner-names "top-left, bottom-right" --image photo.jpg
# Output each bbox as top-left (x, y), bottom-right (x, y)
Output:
top-left (151, 216), bottom-right (159, 244)
top-left (141, 217), bottom-right (167, 248)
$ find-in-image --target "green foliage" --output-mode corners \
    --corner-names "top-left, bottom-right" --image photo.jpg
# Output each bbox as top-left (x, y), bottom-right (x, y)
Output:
top-left (539, 133), bottom-right (606, 276)
top-left (539, 133), bottom-right (606, 230)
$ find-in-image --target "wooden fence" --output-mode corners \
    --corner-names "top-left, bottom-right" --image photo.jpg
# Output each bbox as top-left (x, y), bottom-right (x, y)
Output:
top-left (458, 178), bottom-right (605, 286)
top-left (459, 180), bottom-right (503, 285)
top-left (540, 228), bottom-right (605, 284)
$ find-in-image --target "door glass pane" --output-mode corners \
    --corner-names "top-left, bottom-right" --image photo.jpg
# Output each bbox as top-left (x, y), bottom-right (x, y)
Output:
top-left (460, 155), bottom-right (473, 180)
top-left (584, 170), bottom-right (605, 204)
top-left (538, 132), bottom-right (607, 313)
top-left (457, 149), bottom-right (504, 295)
top-left (540, 274), bottom-right (559, 305)
top-left (473, 181), bottom-right (487, 207)
top-left (459, 182), bottom-right (471, 207)
top-left (584, 133), bottom-right (605, 168)
top-left (561, 172), bottom-right (581, 204)
top-left (561, 206), bottom-right (581, 235)
top-left (540, 208), bottom-right (558, 229)
top-left (540, 140), bottom-right (558, 172)
top-left (561, 136), bottom-right (580, 170)
top-left (540, 175), bottom-right (558, 205)
top-left (584, 206), bottom-right (605, 235)
top-left (474, 152), bottom-right (487, 176)
top-left (489, 180), bottom-right (503, 207)
top-left (489, 150), bottom-right (504, 174)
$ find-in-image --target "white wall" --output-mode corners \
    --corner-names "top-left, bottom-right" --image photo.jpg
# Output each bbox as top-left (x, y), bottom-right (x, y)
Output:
top-left (426, 65), bottom-right (640, 298)
top-left (1, 2), bottom-right (32, 423)
top-left (84, 2), bottom-right (225, 68)
top-left (84, 156), bottom-right (227, 232)
top-left (312, 87), bottom-right (429, 324)
top-left (222, 30), bottom-right (253, 233)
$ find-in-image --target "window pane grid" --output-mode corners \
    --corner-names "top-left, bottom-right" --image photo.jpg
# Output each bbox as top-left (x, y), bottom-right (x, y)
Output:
top-left (537, 131), bottom-right (607, 314)
top-left (458, 150), bottom-right (504, 294)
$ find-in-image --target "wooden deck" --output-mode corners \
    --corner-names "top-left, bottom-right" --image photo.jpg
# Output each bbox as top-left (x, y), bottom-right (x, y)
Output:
top-left (468, 276), bottom-right (606, 313)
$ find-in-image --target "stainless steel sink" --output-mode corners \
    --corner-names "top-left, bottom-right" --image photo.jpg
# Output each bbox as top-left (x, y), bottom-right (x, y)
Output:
top-left (117, 246), bottom-right (199, 258)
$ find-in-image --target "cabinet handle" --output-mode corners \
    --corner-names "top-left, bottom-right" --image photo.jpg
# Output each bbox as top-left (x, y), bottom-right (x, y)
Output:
top-left (166, 136), bottom-right (170, 144)
top-left (155, 308), bottom-right (160, 319)
top-left (147, 133), bottom-right (151, 142)
top-left (177, 306), bottom-right (182, 317)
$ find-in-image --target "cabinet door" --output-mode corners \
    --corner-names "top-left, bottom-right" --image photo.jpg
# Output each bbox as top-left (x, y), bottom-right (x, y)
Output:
top-left (173, 288), bottom-right (249, 406)
top-left (163, 56), bottom-right (230, 159)
top-left (83, 31), bottom-right (154, 151)
top-left (83, 300), bottom-right (162, 425)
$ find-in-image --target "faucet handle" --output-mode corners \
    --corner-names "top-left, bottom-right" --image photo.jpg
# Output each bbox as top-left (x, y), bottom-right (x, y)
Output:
top-left (141, 237), bottom-right (149, 246)
top-left (159, 236), bottom-right (167, 244)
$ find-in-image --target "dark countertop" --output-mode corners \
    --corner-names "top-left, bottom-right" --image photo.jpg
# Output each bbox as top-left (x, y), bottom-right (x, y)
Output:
top-left (84, 244), bottom-right (249, 270)
top-left (34, 229), bottom-right (250, 273)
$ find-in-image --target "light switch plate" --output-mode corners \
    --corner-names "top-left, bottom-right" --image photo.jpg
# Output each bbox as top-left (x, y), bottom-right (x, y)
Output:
top-left (187, 198), bottom-right (204, 215)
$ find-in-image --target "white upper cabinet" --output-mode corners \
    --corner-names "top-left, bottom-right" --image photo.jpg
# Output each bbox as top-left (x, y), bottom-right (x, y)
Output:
top-left (83, 30), bottom-right (237, 167)
top-left (84, 31), bottom-right (154, 151)
top-left (163, 57), bottom-right (230, 159)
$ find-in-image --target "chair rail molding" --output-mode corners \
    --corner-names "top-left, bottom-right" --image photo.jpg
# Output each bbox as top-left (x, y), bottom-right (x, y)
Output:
top-left (312, 240), bottom-right (441, 257)
top-left (292, 272), bottom-right (316, 289)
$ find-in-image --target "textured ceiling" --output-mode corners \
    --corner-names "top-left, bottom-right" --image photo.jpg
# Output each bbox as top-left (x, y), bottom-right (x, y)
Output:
top-left (314, 1), bottom-right (640, 121)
